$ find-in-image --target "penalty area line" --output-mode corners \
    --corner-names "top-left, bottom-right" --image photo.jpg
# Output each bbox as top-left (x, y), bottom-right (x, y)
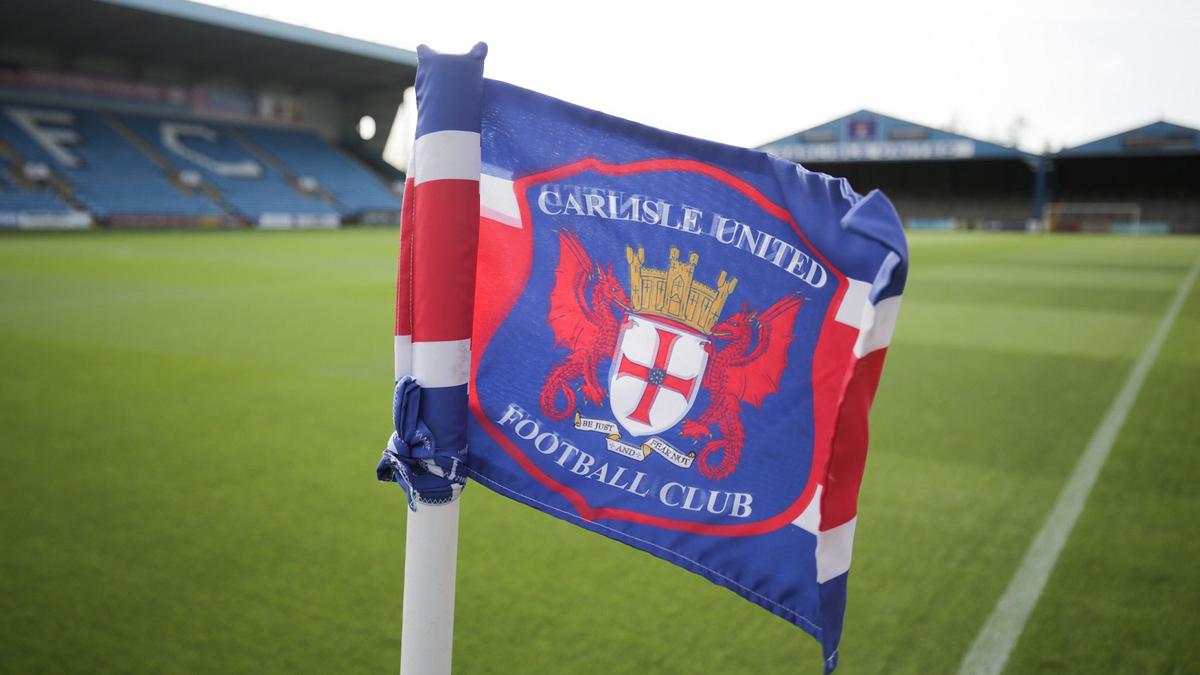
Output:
top-left (957, 255), bottom-right (1200, 675)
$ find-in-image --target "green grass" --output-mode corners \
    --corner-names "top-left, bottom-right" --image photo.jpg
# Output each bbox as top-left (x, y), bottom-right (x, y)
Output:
top-left (0, 230), bottom-right (1197, 674)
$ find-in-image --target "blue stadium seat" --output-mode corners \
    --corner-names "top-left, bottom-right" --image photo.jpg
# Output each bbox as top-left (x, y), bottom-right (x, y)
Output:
top-left (0, 97), bottom-right (398, 225)
top-left (0, 104), bottom-right (222, 218)
top-left (118, 113), bottom-right (340, 224)
top-left (240, 126), bottom-right (400, 216)
top-left (0, 158), bottom-right (71, 212)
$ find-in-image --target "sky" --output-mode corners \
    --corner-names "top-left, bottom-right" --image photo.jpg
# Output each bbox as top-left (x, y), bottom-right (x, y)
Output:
top-left (204, 0), bottom-right (1200, 153)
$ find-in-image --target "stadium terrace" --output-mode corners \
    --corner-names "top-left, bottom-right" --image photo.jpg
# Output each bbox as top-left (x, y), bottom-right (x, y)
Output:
top-left (761, 109), bottom-right (1200, 234)
top-left (0, 0), bottom-right (415, 230)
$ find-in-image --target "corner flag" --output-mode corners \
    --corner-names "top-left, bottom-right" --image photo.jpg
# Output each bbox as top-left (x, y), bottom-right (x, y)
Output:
top-left (381, 43), bottom-right (907, 674)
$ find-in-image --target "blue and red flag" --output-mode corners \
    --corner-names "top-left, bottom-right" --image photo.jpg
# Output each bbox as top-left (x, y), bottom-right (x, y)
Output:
top-left (381, 44), bottom-right (907, 673)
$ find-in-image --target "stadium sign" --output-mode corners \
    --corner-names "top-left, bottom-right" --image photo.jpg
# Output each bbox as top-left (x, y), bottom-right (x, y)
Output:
top-left (768, 138), bottom-right (976, 162)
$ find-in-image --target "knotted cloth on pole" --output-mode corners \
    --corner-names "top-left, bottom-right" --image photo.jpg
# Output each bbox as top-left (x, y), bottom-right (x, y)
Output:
top-left (379, 43), bottom-right (907, 674)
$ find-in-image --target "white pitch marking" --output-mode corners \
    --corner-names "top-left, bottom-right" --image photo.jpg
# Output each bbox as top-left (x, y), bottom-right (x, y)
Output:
top-left (957, 255), bottom-right (1200, 675)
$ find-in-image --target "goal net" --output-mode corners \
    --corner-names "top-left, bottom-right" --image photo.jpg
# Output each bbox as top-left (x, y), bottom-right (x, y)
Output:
top-left (1045, 202), bottom-right (1141, 233)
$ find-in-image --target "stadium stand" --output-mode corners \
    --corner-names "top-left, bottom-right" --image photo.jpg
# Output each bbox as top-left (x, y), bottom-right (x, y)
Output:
top-left (761, 110), bottom-right (1042, 231)
top-left (0, 104), bottom-right (225, 222)
top-left (238, 126), bottom-right (401, 217)
top-left (0, 96), bottom-right (403, 228)
top-left (0, 158), bottom-right (66, 210)
top-left (0, 124), bottom-right (88, 228)
top-left (0, 0), bottom-right (413, 230)
top-left (763, 111), bottom-right (1200, 234)
top-left (3, 0), bottom-right (1192, 234)
top-left (1051, 121), bottom-right (1200, 234)
top-left (119, 112), bottom-right (342, 227)
top-left (0, 160), bottom-right (76, 226)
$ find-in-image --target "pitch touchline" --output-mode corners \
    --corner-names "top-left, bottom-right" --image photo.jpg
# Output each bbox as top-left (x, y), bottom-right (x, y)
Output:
top-left (957, 255), bottom-right (1200, 675)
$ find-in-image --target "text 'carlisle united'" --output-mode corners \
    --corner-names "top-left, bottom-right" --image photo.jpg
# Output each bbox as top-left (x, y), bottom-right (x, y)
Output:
top-left (536, 183), bottom-right (828, 288)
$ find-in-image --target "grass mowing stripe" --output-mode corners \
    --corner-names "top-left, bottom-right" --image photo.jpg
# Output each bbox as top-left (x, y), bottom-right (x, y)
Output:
top-left (957, 254), bottom-right (1200, 675)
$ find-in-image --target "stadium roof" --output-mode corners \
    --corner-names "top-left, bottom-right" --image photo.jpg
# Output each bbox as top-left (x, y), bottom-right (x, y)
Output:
top-left (760, 109), bottom-right (1034, 163)
top-left (1, 0), bottom-right (417, 91)
top-left (1057, 120), bottom-right (1200, 158)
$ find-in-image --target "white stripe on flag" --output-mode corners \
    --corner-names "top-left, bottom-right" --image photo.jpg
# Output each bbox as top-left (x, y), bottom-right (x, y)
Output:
top-left (394, 334), bottom-right (413, 381)
top-left (816, 517), bottom-right (857, 583)
top-left (412, 339), bottom-right (471, 388)
top-left (835, 279), bottom-right (872, 329)
top-left (789, 486), bottom-right (855, 584)
top-left (480, 173), bottom-right (521, 228)
top-left (412, 130), bottom-right (481, 185)
top-left (853, 295), bottom-right (902, 357)
top-left (790, 484), bottom-right (823, 534)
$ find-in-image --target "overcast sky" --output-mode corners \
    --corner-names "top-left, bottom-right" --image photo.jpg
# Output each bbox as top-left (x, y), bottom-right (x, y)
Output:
top-left (205, 0), bottom-right (1199, 152)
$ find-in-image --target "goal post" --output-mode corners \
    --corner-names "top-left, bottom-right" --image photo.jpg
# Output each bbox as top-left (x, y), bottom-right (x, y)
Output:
top-left (1045, 202), bottom-right (1141, 233)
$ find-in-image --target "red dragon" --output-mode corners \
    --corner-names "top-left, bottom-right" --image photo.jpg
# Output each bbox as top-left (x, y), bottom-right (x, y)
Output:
top-left (539, 231), bottom-right (631, 420)
top-left (681, 293), bottom-right (805, 480)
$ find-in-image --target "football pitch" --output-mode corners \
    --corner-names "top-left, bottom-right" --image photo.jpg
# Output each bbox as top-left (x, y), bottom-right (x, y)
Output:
top-left (1, 229), bottom-right (1198, 675)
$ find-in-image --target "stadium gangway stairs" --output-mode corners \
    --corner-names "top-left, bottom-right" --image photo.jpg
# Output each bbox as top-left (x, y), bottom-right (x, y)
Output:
top-left (224, 127), bottom-right (342, 211)
top-left (101, 113), bottom-right (239, 223)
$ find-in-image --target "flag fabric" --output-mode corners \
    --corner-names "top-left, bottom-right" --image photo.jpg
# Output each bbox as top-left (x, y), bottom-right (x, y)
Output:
top-left (382, 44), bottom-right (907, 673)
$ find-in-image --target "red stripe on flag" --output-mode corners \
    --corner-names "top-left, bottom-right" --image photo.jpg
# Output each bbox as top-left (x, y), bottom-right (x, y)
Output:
top-left (395, 177), bottom-right (416, 337)
top-left (412, 178), bottom-right (479, 342)
top-left (820, 347), bottom-right (888, 530)
top-left (471, 215), bottom-right (534, 380)
top-left (809, 320), bottom-right (857, 490)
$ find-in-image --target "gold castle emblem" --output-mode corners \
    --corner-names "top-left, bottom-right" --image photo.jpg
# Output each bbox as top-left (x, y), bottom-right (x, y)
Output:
top-left (626, 246), bottom-right (738, 335)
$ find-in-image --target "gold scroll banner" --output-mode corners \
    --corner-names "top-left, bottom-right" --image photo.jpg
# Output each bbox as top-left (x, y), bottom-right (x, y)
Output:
top-left (643, 436), bottom-right (695, 469)
top-left (574, 412), bottom-right (619, 435)
top-left (605, 435), bottom-right (652, 461)
top-left (573, 413), bottom-right (698, 470)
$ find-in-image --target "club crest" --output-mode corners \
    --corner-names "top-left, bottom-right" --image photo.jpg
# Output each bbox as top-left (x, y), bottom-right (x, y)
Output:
top-left (471, 157), bottom-right (845, 532)
top-left (538, 231), bottom-right (804, 480)
top-left (609, 314), bottom-right (707, 437)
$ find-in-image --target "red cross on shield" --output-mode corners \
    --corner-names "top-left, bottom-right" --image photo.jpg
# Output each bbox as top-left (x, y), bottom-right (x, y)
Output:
top-left (609, 315), bottom-right (709, 437)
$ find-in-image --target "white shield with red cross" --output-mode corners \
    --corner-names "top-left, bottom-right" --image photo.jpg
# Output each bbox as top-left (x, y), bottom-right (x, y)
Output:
top-left (609, 314), bottom-right (709, 437)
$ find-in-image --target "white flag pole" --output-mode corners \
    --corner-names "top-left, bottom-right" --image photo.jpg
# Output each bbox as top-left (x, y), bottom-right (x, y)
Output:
top-left (400, 500), bottom-right (461, 675)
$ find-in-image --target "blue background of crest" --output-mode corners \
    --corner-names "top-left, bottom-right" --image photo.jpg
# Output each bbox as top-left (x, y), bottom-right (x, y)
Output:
top-left (475, 167), bottom-right (830, 524)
